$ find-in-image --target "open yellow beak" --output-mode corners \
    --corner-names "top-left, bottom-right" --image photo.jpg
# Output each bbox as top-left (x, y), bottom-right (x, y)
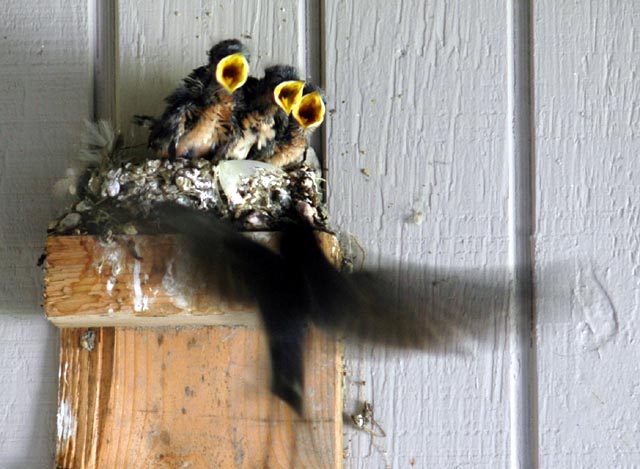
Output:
top-left (292, 91), bottom-right (325, 129)
top-left (215, 53), bottom-right (249, 94)
top-left (274, 80), bottom-right (305, 115)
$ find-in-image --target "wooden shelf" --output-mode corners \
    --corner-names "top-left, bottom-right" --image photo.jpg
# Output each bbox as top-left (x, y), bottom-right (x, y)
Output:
top-left (44, 233), bottom-right (341, 328)
top-left (44, 234), bottom-right (343, 468)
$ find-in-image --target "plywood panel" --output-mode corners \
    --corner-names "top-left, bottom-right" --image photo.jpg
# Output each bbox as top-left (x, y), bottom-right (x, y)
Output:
top-left (534, 2), bottom-right (640, 467)
top-left (324, 1), bottom-right (511, 467)
top-left (55, 326), bottom-right (341, 468)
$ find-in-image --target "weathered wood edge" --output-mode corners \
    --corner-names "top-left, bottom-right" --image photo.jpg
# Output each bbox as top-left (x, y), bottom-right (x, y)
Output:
top-left (43, 232), bottom-right (342, 328)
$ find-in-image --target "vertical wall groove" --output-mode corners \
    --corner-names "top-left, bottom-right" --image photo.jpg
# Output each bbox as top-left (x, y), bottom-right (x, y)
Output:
top-left (92, 0), bottom-right (118, 123)
top-left (300, 0), bottom-right (326, 171)
top-left (506, 1), bottom-right (537, 468)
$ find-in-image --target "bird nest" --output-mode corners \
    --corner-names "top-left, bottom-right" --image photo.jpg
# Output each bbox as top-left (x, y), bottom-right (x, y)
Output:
top-left (49, 122), bottom-right (329, 237)
top-left (49, 39), bottom-right (330, 238)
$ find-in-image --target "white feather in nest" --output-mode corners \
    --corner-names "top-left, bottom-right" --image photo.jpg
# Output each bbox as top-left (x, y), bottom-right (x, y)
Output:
top-left (53, 120), bottom-right (120, 197)
top-left (78, 119), bottom-right (119, 163)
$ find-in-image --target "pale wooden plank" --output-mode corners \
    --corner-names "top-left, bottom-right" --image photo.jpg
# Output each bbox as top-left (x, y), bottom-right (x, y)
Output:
top-left (324, 1), bottom-right (511, 467)
top-left (43, 233), bottom-right (341, 327)
top-left (46, 231), bottom-right (343, 465)
top-left (0, 316), bottom-right (59, 468)
top-left (0, 0), bottom-right (92, 467)
top-left (56, 326), bottom-right (341, 468)
top-left (534, 2), bottom-right (640, 467)
top-left (48, 230), bottom-right (344, 466)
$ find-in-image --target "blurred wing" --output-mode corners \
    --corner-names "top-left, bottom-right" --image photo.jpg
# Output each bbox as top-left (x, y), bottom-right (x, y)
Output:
top-left (154, 203), bottom-right (309, 413)
top-left (278, 224), bottom-right (432, 348)
top-left (280, 223), bottom-right (509, 350)
top-left (154, 202), bottom-right (284, 303)
top-left (153, 203), bottom-right (510, 410)
top-left (259, 292), bottom-right (308, 415)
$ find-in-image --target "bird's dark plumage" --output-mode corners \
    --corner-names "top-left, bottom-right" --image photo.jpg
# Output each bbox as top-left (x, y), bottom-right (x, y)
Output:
top-left (143, 39), bottom-right (250, 159)
top-left (154, 202), bottom-right (311, 413)
top-left (224, 65), bottom-right (304, 161)
top-left (265, 85), bottom-right (326, 168)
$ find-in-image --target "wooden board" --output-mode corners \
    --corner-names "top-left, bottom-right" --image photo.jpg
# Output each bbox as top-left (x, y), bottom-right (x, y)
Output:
top-left (43, 233), bottom-right (341, 327)
top-left (55, 326), bottom-right (342, 468)
top-left (46, 232), bottom-right (343, 467)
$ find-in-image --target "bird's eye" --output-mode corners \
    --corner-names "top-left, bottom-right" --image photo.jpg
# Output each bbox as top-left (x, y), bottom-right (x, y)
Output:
top-left (292, 91), bottom-right (325, 129)
top-left (216, 53), bottom-right (249, 93)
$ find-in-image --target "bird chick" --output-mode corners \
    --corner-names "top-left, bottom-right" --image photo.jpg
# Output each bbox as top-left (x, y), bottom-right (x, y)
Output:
top-left (223, 65), bottom-right (305, 161)
top-left (145, 39), bottom-right (250, 159)
top-left (265, 85), bottom-right (326, 168)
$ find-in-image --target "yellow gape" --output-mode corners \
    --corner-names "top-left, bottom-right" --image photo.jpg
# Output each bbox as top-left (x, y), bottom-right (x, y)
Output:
top-left (215, 53), bottom-right (249, 93)
top-left (292, 91), bottom-right (325, 129)
top-left (274, 80), bottom-right (305, 115)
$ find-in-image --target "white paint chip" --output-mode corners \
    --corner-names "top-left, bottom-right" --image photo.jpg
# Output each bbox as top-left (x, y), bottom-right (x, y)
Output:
top-left (94, 242), bottom-right (126, 297)
top-left (574, 268), bottom-right (619, 351)
top-left (132, 259), bottom-right (149, 312)
top-left (106, 277), bottom-right (116, 295)
top-left (57, 398), bottom-right (76, 445)
top-left (162, 259), bottom-right (191, 309)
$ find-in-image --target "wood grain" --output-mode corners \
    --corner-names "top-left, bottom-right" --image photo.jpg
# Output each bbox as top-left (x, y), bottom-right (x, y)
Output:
top-left (43, 232), bottom-right (341, 327)
top-left (48, 231), bottom-right (343, 467)
top-left (56, 326), bottom-right (342, 468)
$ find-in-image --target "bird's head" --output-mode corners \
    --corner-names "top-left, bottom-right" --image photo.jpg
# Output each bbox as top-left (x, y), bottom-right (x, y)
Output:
top-left (274, 80), bottom-right (305, 115)
top-left (263, 65), bottom-right (304, 114)
top-left (209, 39), bottom-right (250, 94)
top-left (292, 86), bottom-right (326, 130)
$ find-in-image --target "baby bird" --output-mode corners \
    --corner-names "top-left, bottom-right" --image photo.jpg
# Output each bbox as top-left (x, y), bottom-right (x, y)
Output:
top-left (265, 85), bottom-right (326, 168)
top-left (145, 39), bottom-right (250, 159)
top-left (223, 65), bottom-right (305, 161)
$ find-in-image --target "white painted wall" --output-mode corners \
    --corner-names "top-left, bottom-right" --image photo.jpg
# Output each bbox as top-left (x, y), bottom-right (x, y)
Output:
top-left (535, 2), bottom-right (640, 467)
top-left (325, 1), bottom-right (512, 467)
top-left (0, 1), bottom-right (92, 467)
top-left (1, 1), bottom-right (638, 467)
